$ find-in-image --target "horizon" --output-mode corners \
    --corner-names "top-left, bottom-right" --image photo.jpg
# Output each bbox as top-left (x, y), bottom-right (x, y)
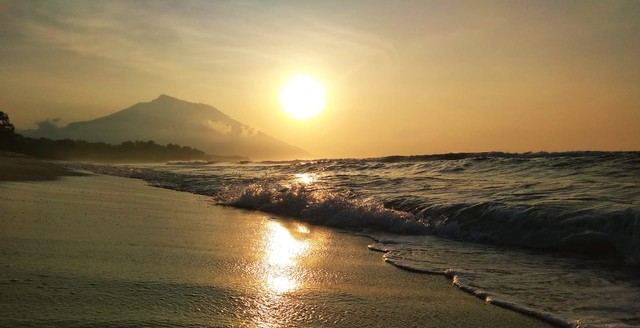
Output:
top-left (14, 93), bottom-right (638, 161)
top-left (2, 1), bottom-right (639, 159)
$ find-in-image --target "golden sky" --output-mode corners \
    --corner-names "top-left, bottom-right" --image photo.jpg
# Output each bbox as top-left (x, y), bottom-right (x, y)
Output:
top-left (1, 1), bottom-right (639, 158)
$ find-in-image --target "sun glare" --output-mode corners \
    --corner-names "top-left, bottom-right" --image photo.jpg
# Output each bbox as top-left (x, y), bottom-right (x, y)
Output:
top-left (279, 74), bottom-right (327, 120)
top-left (261, 221), bottom-right (310, 294)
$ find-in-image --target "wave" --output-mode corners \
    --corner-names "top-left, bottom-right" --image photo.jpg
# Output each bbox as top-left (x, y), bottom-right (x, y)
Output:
top-left (254, 151), bottom-right (639, 168)
top-left (216, 183), bottom-right (429, 234)
top-left (216, 182), bottom-right (640, 265)
top-left (69, 156), bottom-right (640, 266)
top-left (366, 234), bottom-right (640, 328)
top-left (368, 239), bottom-right (578, 328)
top-left (372, 151), bottom-right (639, 163)
top-left (165, 160), bottom-right (218, 165)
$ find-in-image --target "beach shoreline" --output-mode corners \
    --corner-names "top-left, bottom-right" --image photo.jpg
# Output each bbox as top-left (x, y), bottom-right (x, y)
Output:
top-left (0, 152), bottom-right (84, 182)
top-left (0, 158), bottom-right (552, 327)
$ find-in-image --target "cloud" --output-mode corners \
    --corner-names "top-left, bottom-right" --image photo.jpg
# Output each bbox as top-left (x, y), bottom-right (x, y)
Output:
top-left (202, 120), bottom-right (232, 135)
top-left (240, 125), bottom-right (258, 138)
top-left (18, 117), bottom-right (63, 138)
top-left (2, 1), bottom-right (401, 85)
top-left (35, 118), bottom-right (61, 132)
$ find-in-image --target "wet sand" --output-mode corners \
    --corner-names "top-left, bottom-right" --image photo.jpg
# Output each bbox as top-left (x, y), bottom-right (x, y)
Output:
top-left (0, 171), bottom-right (552, 327)
top-left (0, 152), bottom-right (83, 181)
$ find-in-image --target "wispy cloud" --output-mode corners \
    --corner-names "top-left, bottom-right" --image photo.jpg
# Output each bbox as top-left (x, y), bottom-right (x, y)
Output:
top-left (240, 125), bottom-right (258, 138)
top-left (202, 120), bottom-right (232, 135)
top-left (3, 1), bottom-right (399, 81)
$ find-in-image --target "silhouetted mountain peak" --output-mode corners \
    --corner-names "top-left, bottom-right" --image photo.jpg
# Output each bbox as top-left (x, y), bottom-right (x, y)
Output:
top-left (152, 94), bottom-right (180, 104)
top-left (20, 95), bottom-right (310, 160)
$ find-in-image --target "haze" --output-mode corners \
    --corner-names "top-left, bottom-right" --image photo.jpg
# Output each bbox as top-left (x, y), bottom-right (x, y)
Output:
top-left (1, 1), bottom-right (639, 158)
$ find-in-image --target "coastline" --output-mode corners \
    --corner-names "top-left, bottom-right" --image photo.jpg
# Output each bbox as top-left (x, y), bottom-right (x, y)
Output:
top-left (0, 152), bottom-right (84, 181)
top-left (0, 160), bottom-right (552, 327)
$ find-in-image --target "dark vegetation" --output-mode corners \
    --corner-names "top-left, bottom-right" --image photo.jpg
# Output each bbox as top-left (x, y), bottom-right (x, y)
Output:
top-left (0, 111), bottom-right (208, 162)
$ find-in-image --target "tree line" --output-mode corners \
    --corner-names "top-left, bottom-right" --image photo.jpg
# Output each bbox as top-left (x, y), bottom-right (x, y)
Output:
top-left (0, 111), bottom-right (208, 162)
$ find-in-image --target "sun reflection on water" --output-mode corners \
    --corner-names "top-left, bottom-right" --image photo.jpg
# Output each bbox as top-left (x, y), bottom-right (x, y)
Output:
top-left (263, 221), bottom-right (310, 293)
top-left (245, 220), bottom-right (317, 327)
top-left (296, 225), bottom-right (310, 234)
top-left (266, 274), bottom-right (298, 294)
top-left (294, 173), bottom-right (315, 184)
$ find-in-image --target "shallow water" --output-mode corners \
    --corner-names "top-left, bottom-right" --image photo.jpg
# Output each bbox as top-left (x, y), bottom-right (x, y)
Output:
top-left (367, 233), bottom-right (640, 327)
top-left (70, 151), bottom-right (640, 327)
top-left (1, 176), bottom-right (547, 327)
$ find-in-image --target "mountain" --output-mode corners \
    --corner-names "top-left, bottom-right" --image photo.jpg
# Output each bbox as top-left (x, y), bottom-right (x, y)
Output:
top-left (21, 95), bottom-right (309, 160)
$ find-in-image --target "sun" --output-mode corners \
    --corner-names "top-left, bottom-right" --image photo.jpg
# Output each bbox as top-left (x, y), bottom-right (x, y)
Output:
top-left (279, 74), bottom-right (327, 120)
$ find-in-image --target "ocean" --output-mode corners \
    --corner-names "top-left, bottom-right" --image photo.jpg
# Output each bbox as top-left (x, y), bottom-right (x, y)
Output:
top-left (73, 151), bottom-right (640, 327)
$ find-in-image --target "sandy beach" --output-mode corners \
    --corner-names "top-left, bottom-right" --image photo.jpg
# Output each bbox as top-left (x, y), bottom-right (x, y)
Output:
top-left (0, 159), bottom-right (552, 327)
top-left (0, 152), bottom-right (83, 181)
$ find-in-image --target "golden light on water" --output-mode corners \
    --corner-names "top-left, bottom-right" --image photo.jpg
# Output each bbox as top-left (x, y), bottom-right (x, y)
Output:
top-left (296, 225), bottom-right (310, 234)
top-left (294, 173), bottom-right (315, 184)
top-left (266, 274), bottom-right (298, 294)
top-left (262, 221), bottom-right (310, 293)
top-left (245, 220), bottom-right (315, 327)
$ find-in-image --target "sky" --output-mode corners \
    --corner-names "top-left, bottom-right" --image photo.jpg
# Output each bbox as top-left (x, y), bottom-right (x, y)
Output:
top-left (1, 0), bottom-right (639, 158)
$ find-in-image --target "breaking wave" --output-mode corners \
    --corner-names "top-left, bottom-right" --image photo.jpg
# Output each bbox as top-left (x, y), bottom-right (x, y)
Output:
top-left (216, 183), bottom-right (428, 234)
top-left (214, 181), bottom-right (640, 266)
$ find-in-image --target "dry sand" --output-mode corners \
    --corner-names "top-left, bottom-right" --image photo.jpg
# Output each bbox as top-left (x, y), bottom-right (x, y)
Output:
top-left (0, 165), bottom-right (552, 327)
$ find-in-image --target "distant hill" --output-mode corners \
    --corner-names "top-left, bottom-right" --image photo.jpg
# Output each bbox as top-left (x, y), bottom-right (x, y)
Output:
top-left (21, 95), bottom-right (309, 160)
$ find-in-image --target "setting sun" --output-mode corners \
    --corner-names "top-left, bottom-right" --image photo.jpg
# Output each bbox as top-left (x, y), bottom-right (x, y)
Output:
top-left (279, 74), bottom-right (327, 120)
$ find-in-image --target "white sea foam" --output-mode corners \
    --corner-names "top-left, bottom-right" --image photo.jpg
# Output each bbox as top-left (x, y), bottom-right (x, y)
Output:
top-left (368, 234), bottom-right (640, 327)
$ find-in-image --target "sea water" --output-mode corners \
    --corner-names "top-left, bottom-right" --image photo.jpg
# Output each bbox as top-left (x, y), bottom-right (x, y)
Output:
top-left (73, 151), bottom-right (640, 327)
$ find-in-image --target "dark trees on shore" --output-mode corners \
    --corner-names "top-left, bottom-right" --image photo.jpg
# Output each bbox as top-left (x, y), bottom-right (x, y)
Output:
top-left (0, 111), bottom-right (17, 150)
top-left (0, 111), bottom-right (15, 134)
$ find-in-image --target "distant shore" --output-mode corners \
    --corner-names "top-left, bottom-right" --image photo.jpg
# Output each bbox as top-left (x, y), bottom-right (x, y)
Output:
top-left (0, 151), bottom-right (84, 182)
